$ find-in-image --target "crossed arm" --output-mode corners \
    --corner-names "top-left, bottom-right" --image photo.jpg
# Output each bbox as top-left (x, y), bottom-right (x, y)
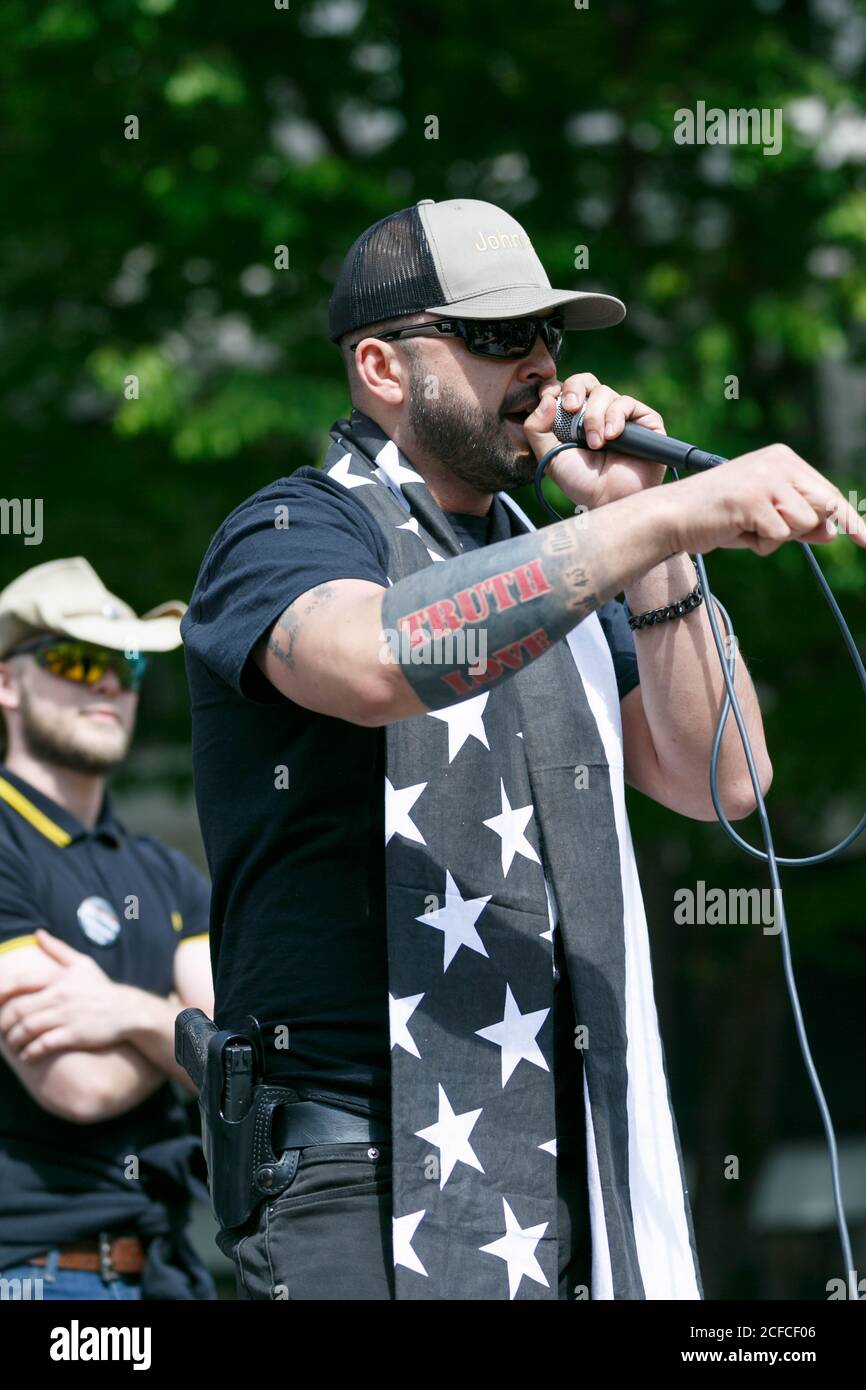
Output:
top-left (0, 930), bottom-right (213, 1123)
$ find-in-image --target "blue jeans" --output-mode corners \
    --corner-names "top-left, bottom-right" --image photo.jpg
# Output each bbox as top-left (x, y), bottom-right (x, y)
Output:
top-left (0, 1248), bottom-right (143, 1300)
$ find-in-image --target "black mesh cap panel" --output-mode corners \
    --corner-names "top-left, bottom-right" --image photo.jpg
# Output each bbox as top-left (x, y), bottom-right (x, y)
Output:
top-left (328, 205), bottom-right (445, 343)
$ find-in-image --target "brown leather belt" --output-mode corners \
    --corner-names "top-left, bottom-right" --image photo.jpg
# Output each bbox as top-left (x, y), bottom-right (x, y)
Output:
top-left (27, 1234), bottom-right (145, 1277)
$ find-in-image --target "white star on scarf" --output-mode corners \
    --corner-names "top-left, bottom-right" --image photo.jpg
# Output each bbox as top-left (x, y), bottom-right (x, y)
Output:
top-left (327, 452), bottom-right (375, 489)
top-left (397, 515), bottom-right (445, 563)
top-left (480, 1199), bottom-right (550, 1300)
top-left (428, 692), bottom-right (490, 763)
top-left (483, 778), bottom-right (541, 876)
top-left (393, 1210), bottom-right (428, 1276)
top-left (373, 439), bottom-right (425, 493)
top-left (415, 869), bottom-right (490, 971)
top-left (389, 992), bottom-right (424, 1058)
top-left (385, 778), bottom-right (427, 846)
top-left (415, 1084), bottom-right (484, 1189)
top-left (475, 984), bottom-right (550, 1087)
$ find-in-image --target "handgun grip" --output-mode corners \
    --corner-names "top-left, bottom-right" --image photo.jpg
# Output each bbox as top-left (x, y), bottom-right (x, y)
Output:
top-left (175, 1007), bottom-right (217, 1091)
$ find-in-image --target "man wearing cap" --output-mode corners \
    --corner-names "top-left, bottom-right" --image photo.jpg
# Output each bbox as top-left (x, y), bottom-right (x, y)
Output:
top-left (0, 557), bottom-right (215, 1300)
top-left (181, 199), bottom-right (863, 1301)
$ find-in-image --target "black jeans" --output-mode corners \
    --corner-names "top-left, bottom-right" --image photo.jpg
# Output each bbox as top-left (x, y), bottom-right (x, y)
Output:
top-left (216, 1137), bottom-right (592, 1300)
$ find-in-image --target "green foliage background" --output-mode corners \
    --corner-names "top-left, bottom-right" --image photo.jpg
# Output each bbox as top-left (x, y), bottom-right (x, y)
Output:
top-left (1, 0), bottom-right (864, 1297)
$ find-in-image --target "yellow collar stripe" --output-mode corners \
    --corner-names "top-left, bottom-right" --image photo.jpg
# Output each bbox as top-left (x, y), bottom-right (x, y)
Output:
top-left (0, 777), bottom-right (72, 847)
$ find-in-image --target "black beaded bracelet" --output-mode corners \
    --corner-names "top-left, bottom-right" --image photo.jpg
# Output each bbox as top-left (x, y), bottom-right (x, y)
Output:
top-left (627, 581), bottom-right (704, 630)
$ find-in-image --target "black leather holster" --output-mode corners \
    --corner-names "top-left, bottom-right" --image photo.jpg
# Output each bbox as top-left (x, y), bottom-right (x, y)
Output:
top-left (175, 1008), bottom-right (388, 1230)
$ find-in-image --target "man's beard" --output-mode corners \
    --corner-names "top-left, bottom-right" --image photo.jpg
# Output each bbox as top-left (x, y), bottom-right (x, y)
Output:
top-left (18, 687), bottom-right (131, 775)
top-left (406, 357), bottom-right (538, 494)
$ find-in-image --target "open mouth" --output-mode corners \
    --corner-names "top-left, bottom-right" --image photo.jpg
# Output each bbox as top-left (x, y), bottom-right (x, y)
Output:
top-left (504, 406), bottom-right (535, 427)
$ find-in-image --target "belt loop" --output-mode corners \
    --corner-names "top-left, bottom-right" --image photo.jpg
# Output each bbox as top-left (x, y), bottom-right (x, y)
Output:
top-left (45, 1248), bottom-right (60, 1282)
top-left (98, 1232), bottom-right (118, 1283)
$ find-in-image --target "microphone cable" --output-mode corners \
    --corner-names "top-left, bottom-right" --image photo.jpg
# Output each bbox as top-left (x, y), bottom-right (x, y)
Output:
top-left (533, 437), bottom-right (864, 1300)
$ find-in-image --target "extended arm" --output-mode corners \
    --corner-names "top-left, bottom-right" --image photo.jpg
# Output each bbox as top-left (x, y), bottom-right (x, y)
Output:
top-left (255, 485), bottom-right (681, 724)
top-left (254, 443), bottom-right (866, 775)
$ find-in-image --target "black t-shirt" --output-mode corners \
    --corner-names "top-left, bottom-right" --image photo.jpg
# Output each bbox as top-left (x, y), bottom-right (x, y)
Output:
top-left (181, 466), bottom-right (640, 1118)
top-left (0, 768), bottom-right (210, 1258)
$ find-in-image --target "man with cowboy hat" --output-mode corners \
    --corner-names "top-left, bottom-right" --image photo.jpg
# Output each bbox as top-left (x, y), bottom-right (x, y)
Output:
top-left (0, 557), bottom-right (215, 1300)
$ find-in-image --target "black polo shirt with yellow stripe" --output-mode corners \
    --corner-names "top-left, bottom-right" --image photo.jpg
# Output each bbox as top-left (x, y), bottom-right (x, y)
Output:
top-left (0, 767), bottom-right (209, 1265)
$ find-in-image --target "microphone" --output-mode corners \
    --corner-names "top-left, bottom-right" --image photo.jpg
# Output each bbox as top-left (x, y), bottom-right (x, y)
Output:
top-left (552, 400), bottom-right (727, 473)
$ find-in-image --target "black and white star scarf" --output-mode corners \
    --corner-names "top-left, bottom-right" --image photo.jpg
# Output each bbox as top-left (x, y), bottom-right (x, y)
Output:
top-left (324, 407), bottom-right (703, 1301)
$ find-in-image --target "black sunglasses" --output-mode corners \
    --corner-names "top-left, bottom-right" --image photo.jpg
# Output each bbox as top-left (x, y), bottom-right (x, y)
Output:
top-left (350, 314), bottom-right (565, 362)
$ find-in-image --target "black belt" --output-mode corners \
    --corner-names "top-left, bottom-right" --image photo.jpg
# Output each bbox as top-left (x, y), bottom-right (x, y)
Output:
top-left (271, 1099), bottom-right (390, 1152)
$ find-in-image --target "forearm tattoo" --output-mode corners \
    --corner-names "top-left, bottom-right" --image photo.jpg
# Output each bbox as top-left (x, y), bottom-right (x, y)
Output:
top-left (380, 516), bottom-right (602, 710)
